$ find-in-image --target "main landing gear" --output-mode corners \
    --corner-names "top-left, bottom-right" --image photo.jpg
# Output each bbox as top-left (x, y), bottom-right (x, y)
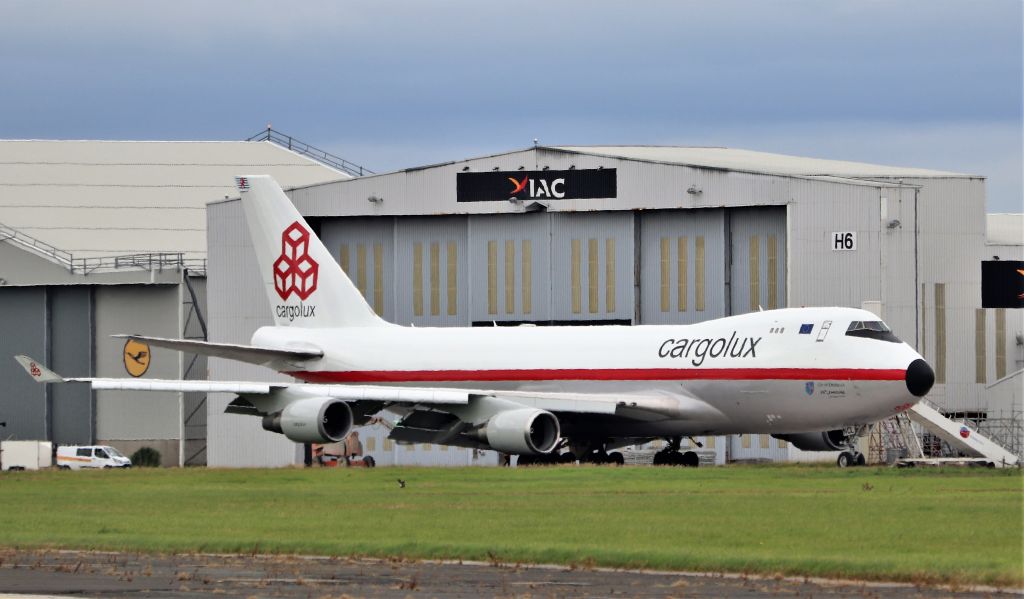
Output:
top-left (836, 450), bottom-right (866, 468)
top-left (516, 439), bottom-right (626, 466)
top-left (652, 436), bottom-right (700, 467)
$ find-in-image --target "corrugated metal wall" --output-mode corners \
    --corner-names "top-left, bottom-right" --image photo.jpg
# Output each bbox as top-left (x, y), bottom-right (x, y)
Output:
top-left (902, 178), bottom-right (988, 413)
top-left (207, 200), bottom-right (297, 468)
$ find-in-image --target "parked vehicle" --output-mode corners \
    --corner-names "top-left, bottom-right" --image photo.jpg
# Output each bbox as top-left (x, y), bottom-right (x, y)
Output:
top-left (56, 445), bottom-right (131, 470)
top-left (0, 441), bottom-right (53, 471)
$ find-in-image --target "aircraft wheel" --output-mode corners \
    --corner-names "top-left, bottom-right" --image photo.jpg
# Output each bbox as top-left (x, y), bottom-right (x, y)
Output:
top-left (681, 451), bottom-right (700, 467)
top-left (558, 452), bottom-right (577, 464)
top-left (608, 452), bottom-right (625, 466)
top-left (837, 451), bottom-right (853, 468)
top-left (668, 451), bottom-right (685, 466)
top-left (854, 453), bottom-right (866, 467)
top-left (59, 465), bottom-right (71, 470)
top-left (363, 456), bottom-right (376, 468)
top-left (517, 455), bottom-right (535, 467)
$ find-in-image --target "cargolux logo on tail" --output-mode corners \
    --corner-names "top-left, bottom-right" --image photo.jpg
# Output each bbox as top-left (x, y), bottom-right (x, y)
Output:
top-left (273, 222), bottom-right (319, 301)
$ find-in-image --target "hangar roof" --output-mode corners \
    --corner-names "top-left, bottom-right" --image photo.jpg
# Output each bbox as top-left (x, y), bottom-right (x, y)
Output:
top-left (0, 140), bottom-right (347, 262)
top-left (551, 146), bottom-right (976, 179)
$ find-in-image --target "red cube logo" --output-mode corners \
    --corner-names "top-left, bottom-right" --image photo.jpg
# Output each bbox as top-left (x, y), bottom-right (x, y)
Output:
top-left (273, 222), bottom-right (319, 301)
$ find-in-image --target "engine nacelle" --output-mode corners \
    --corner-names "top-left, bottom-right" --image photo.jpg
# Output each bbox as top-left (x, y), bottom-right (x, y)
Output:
top-left (262, 397), bottom-right (353, 444)
top-left (772, 430), bottom-right (849, 452)
top-left (478, 408), bottom-right (560, 455)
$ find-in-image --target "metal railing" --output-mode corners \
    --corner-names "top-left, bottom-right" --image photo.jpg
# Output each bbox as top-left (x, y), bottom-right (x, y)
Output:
top-left (246, 127), bottom-right (374, 177)
top-left (0, 222), bottom-right (206, 276)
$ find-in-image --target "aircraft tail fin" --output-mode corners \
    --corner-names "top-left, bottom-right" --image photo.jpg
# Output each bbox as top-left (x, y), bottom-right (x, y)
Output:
top-left (236, 175), bottom-right (389, 328)
top-left (14, 355), bottom-right (65, 383)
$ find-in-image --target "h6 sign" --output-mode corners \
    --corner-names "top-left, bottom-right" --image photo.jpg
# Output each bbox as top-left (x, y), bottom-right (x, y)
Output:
top-left (831, 232), bottom-right (857, 251)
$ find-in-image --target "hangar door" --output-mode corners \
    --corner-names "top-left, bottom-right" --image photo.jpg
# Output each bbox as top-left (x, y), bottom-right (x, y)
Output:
top-left (469, 212), bottom-right (551, 323)
top-left (729, 207), bottom-right (787, 315)
top-left (320, 217), bottom-right (396, 323)
top-left (639, 209), bottom-right (727, 325)
top-left (394, 217), bottom-right (469, 327)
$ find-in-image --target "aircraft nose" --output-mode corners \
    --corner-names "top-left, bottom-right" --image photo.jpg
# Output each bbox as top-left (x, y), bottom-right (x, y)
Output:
top-left (905, 359), bottom-right (935, 397)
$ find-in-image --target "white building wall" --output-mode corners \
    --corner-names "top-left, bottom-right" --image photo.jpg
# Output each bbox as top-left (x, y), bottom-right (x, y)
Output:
top-left (206, 201), bottom-right (297, 468)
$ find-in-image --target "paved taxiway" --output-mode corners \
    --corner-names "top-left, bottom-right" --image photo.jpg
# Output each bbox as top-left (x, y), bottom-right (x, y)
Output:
top-left (0, 550), bottom-right (1017, 598)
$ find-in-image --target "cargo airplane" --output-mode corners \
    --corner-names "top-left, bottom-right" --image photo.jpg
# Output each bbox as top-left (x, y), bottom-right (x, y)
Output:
top-left (17, 176), bottom-right (935, 467)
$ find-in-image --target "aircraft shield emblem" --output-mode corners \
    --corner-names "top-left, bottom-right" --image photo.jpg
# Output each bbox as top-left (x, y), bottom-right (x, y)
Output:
top-left (805, 382), bottom-right (815, 396)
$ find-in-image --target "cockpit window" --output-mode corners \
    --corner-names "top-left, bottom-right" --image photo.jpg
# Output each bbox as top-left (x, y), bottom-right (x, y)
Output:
top-left (845, 321), bottom-right (900, 343)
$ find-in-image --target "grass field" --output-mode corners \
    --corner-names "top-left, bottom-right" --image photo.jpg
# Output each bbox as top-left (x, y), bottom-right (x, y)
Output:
top-left (0, 465), bottom-right (1020, 587)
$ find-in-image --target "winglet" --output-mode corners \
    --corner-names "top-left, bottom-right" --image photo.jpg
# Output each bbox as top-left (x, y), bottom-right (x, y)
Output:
top-left (14, 355), bottom-right (64, 383)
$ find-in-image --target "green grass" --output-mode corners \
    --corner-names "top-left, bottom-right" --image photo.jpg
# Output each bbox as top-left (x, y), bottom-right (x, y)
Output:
top-left (0, 465), bottom-right (1021, 586)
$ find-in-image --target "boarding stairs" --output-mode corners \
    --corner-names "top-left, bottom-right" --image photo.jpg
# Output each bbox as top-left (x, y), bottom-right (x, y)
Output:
top-left (906, 401), bottom-right (1020, 468)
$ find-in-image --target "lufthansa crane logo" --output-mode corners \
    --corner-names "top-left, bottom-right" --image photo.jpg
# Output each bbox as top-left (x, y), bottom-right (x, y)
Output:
top-left (273, 222), bottom-right (319, 301)
top-left (123, 339), bottom-right (151, 377)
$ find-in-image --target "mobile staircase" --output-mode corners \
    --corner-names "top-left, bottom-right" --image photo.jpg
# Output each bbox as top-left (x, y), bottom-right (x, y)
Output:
top-left (905, 401), bottom-right (1020, 468)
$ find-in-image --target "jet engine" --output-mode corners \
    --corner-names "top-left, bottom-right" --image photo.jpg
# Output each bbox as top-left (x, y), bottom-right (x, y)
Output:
top-left (771, 430), bottom-right (849, 452)
top-left (261, 397), bottom-right (353, 443)
top-left (477, 408), bottom-right (560, 455)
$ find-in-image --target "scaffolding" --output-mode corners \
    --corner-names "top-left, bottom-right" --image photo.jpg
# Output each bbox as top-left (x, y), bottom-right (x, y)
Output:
top-left (867, 412), bottom-right (923, 464)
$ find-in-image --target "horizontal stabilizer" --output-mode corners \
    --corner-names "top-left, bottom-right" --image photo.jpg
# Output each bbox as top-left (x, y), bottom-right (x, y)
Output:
top-left (111, 334), bottom-right (322, 367)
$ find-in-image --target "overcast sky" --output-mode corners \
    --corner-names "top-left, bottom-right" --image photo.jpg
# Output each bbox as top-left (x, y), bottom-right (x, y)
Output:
top-left (2, 0), bottom-right (1021, 212)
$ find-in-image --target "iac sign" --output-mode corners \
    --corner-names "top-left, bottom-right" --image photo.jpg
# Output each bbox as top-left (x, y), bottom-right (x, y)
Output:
top-left (510, 176), bottom-right (565, 199)
top-left (831, 231), bottom-right (857, 251)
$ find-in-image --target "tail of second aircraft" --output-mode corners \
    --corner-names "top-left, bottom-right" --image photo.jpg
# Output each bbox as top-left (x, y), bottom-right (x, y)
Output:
top-left (236, 175), bottom-right (388, 328)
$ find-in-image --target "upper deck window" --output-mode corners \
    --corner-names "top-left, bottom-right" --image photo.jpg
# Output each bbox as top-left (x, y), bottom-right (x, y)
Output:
top-left (845, 320), bottom-right (900, 343)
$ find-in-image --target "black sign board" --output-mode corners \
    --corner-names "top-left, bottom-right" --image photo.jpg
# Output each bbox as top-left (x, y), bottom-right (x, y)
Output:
top-left (981, 260), bottom-right (1024, 308)
top-left (457, 169), bottom-right (616, 203)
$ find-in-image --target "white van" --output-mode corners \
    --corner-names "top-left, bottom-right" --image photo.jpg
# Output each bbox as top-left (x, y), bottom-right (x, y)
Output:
top-left (56, 445), bottom-right (132, 470)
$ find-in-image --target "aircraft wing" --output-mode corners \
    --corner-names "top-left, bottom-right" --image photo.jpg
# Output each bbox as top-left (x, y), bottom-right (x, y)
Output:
top-left (15, 354), bottom-right (706, 418)
top-left (14, 355), bottom-right (468, 404)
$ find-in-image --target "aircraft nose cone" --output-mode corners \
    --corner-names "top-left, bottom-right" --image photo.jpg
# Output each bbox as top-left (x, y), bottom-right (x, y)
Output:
top-left (906, 358), bottom-right (935, 397)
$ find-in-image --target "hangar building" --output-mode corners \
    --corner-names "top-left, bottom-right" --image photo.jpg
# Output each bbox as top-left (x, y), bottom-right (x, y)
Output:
top-left (207, 145), bottom-right (1022, 467)
top-left (0, 138), bottom-right (347, 465)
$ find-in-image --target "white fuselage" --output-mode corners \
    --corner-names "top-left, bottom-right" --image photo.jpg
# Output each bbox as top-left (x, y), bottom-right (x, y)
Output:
top-left (252, 307), bottom-right (925, 437)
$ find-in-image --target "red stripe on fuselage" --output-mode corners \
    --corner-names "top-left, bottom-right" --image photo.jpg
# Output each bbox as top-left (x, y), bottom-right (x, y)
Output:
top-left (285, 368), bottom-right (906, 384)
